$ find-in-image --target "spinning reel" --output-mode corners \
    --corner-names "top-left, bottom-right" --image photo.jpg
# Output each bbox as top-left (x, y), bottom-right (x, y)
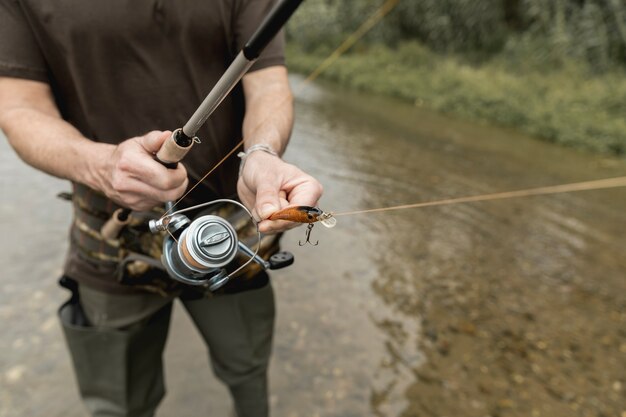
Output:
top-left (149, 200), bottom-right (294, 291)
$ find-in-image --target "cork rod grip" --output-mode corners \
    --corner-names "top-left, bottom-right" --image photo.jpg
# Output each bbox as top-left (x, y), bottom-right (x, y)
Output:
top-left (155, 128), bottom-right (194, 166)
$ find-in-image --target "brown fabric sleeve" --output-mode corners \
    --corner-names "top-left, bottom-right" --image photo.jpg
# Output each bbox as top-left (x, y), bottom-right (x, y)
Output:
top-left (233, 0), bottom-right (286, 72)
top-left (0, 0), bottom-right (48, 82)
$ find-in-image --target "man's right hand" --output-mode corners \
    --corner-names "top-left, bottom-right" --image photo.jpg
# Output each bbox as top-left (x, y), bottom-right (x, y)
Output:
top-left (95, 130), bottom-right (188, 211)
top-left (0, 78), bottom-right (187, 212)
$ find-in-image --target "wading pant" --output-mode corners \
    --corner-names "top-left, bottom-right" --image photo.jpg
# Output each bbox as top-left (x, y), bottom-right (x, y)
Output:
top-left (58, 281), bottom-right (275, 417)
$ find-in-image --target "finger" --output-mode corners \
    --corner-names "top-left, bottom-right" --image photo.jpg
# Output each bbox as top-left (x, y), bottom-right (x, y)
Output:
top-left (278, 194), bottom-right (289, 208)
top-left (285, 180), bottom-right (323, 207)
top-left (255, 181), bottom-right (282, 220)
top-left (138, 173), bottom-right (187, 201)
top-left (258, 195), bottom-right (296, 232)
top-left (251, 207), bottom-right (261, 223)
top-left (112, 178), bottom-right (161, 210)
top-left (258, 219), bottom-right (300, 234)
top-left (129, 155), bottom-right (188, 192)
top-left (139, 130), bottom-right (171, 154)
top-left (161, 176), bottom-right (189, 202)
top-left (150, 163), bottom-right (188, 192)
top-left (117, 176), bottom-right (186, 207)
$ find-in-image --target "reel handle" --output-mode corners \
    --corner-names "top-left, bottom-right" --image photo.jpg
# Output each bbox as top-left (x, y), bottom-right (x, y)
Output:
top-left (268, 251), bottom-right (294, 270)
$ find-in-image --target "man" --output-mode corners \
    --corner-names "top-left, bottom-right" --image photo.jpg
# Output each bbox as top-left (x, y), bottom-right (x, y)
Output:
top-left (0, 1), bottom-right (322, 416)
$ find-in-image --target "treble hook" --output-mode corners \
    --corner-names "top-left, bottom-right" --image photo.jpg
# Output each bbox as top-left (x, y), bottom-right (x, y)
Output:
top-left (299, 223), bottom-right (318, 246)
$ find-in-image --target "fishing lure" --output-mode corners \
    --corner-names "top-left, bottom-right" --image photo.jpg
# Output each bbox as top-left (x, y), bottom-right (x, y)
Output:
top-left (268, 206), bottom-right (336, 245)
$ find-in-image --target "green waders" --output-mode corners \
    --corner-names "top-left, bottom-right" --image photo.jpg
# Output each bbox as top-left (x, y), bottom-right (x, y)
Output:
top-left (58, 277), bottom-right (275, 417)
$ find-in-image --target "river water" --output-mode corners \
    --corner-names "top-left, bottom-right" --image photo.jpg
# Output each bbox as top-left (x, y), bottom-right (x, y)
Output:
top-left (1, 76), bottom-right (625, 417)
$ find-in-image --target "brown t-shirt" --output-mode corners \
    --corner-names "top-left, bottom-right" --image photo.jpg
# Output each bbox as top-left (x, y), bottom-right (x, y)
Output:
top-left (0, 0), bottom-right (285, 292)
top-left (0, 0), bottom-right (284, 197)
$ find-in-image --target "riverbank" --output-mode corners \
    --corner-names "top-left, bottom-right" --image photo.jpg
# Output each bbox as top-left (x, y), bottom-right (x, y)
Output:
top-left (286, 42), bottom-right (626, 156)
top-left (3, 75), bottom-right (626, 417)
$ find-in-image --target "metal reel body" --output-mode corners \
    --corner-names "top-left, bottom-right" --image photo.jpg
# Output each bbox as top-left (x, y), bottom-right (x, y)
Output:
top-left (161, 215), bottom-right (238, 289)
top-left (153, 200), bottom-right (295, 292)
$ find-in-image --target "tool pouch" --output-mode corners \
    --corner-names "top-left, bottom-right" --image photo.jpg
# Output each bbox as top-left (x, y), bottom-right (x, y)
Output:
top-left (57, 275), bottom-right (170, 416)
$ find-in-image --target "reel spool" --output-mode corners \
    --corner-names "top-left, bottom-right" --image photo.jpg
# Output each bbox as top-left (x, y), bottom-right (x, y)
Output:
top-left (150, 200), bottom-right (294, 291)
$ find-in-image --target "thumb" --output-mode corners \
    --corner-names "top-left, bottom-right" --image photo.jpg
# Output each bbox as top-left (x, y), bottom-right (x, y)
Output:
top-left (140, 130), bottom-right (171, 154)
top-left (255, 182), bottom-right (282, 220)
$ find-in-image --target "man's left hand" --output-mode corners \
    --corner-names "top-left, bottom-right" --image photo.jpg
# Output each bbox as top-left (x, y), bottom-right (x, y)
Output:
top-left (237, 150), bottom-right (323, 234)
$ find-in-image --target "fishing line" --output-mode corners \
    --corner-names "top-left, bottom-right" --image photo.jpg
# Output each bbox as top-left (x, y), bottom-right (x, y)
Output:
top-left (302, 0), bottom-right (399, 84)
top-left (161, 138), bottom-right (244, 218)
top-left (332, 176), bottom-right (626, 217)
top-left (162, 0), bottom-right (400, 218)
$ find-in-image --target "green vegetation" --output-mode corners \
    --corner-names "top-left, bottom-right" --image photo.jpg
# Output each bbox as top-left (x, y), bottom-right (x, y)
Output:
top-left (287, 0), bottom-right (626, 155)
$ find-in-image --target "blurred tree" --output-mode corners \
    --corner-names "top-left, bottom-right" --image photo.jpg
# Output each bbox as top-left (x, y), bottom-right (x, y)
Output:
top-left (288, 0), bottom-right (626, 71)
top-left (518, 0), bottom-right (625, 70)
top-left (392, 0), bottom-right (508, 53)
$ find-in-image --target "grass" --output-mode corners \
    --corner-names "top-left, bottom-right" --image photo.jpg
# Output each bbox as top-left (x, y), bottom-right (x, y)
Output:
top-left (287, 41), bottom-right (626, 156)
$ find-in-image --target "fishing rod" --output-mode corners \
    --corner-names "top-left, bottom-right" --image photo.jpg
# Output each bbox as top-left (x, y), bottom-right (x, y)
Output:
top-left (101, 0), bottom-right (305, 240)
top-left (97, 0), bottom-right (305, 290)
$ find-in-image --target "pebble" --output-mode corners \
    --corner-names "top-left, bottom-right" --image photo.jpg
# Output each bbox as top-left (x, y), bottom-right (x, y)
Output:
top-left (5, 365), bottom-right (26, 383)
top-left (531, 364), bottom-right (542, 374)
top-left (470, 400), bottom-right (484, 409)
top-left (498, 399), bottom-right (515, 408)
top-left (513, 374), bottom-right (525, 384)
top-left (39, 316), bottom-right (57, 332)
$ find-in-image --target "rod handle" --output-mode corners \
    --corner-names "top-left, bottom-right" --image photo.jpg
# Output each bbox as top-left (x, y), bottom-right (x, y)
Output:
top-left (100, 208), bottom-right (131, 240)
top-left (155, 128), bottom-right (195, 167)
top-left (243, 0), bottom-right (305, 60)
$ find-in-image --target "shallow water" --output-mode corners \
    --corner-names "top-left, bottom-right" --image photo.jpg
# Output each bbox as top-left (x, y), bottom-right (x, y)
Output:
top-left (1, 76), bottom-right (625, 417)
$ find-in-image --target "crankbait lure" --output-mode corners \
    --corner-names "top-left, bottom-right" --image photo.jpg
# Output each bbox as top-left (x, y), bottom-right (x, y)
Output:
top-left (268, 206), bottom-right (336, 245)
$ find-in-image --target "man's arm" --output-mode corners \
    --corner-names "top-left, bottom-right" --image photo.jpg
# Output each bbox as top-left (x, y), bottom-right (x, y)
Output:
top-left (0, 77), bottom-right (188, 211)
top-left (237, 66), bottom-right (323, 233)
top-left (240, 65), bottom-right (293, 154)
